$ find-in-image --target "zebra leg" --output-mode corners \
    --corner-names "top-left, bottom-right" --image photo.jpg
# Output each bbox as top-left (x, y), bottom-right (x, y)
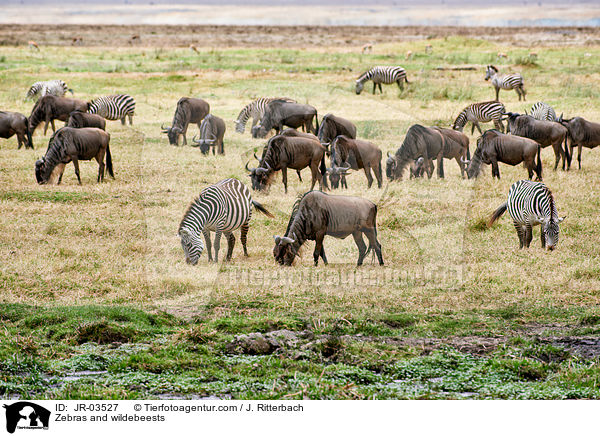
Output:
top-left (240, 222), bottom-right (249, 257)
top-left (128, 114), bottom-right (133, 125)
top-left (378, 83), bottom-right (383, 93)
top-left (313, 231), bottom-right (326, 266)
top-left (352, 231), bottom-right (368, 266)
top-left (540, 227), bottom-right (546, 249)
top-left (525, 224), bottom-right (533, 248)
top-left (213, 230), bottom-right (222, 263)
top-left (202, 229), bottom-right (213, 261)
top-left (396, 80), bottom-right (404, 91)
top-left (121, 117), bottom-right (126, 125)
top-left (514, 222), bottom-right (524, 249)
top-left (495, 87), bottom-right (500, 102)
top-left (372, 82), bottom-right (377, 94)
top-left (225, 232), bottom-right (235, 262)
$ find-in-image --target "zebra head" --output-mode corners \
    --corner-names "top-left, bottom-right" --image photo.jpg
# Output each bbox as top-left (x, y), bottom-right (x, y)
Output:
top-left (234, 119), bottom-right (245, 134)
top-left (484, 65), bottom-right (498, 81)
top-left (355, 80), bottom-right (364, 95)
top-left (179, 227), bottom-right (204, 265)
top-left (543, 216), bottom-right (565, 251)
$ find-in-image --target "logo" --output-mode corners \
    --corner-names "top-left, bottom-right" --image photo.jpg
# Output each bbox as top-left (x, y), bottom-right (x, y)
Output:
top-left (3, 402), bottom-right (50, 434)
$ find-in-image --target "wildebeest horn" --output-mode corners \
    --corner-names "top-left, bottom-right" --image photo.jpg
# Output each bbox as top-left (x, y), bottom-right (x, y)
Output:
top-left (245, 161), bottom-right (252, 172)
top-left (264, 161), bottom-right (270, 170)
top-left (161, 123), bottom-right (170, 132)
top-left (387, 151), bottom-right (392, 158)
top-left (254, 152), bottom-right (260, 161)
top-left (274, 235), bottom-right (281, 244)
top-left (460, 157), bottom-right (470, 164)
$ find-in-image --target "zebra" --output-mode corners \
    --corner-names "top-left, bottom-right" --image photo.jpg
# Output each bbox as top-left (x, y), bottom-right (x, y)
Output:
top-left (488, 179), bottom-right (565, 250)
top-left (485, 65), bottom-right (526, 101)
top-left (87, 94), bottom-right (136, 125)
top-left (452, 101), bottom-right (506, 134)
top-left (26, 80), bottom-right (72, 101)
top-left (528, 102), bottom-right (558, 122)
top-left (235, 97), bottom-right (295, 134)
top-left (178, 178), bottom-right (274, 264)
top-left (355, 66), bottom-right (409, 95)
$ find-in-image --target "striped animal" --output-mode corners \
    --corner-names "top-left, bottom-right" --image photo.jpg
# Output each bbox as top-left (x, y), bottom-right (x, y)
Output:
top-left (488, 180), bottom-right (565, 250)
top-left (87, 94), bottom-right (136, 125)
top-left (528, 102), bottom-right (558, 122)
top-left (485, 65), bottom-right (526, 101)
top-left (355, 66), bottom-right (409, 95)
top-left (178, 178), bottom-right (273, 264)
top-left (452, 101), bottom-right (506, 134)
top-left (26, 80), bottom-right (72, 101)
top-left (235, 97), bottom-right (295, 134)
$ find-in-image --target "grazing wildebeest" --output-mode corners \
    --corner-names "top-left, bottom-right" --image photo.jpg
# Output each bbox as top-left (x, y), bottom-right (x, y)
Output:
top-left (0, 111), bottom-right (32, 149)
top-left (34, 127), bottom-right (112, 185)
top-left (488, 179), bottom-right (565, 250)
top-left (67, 111), bottom-right (106, 130)
top-left (192, 114), bottom-right (226, 155)
top-left (464, 130), bottom-right (542, 180)
top-left (273, 191), bottom-right (384, 266)
top-left (558, 116), bottom-right (600, 170)
top-left (409, 128), bottom-right (470, 179)
top-left (330, 135), bottom-right (383, 188)
top-left (252, 100), bottom-right (318, 138)
top-left (162, 97), bottom-right (210, 145)
top-left (317, 114), bottom-right (357, 145)
top-left (234, 97), bottom-right (296, 134)
top-left (29, 95), bottom-right (87, 136)
top-left (504, 112), bottom-right (568, 170)
top-left (386, 124), bottom-right (445, 181)
top-left (246, 135), bottom-right (327, 193)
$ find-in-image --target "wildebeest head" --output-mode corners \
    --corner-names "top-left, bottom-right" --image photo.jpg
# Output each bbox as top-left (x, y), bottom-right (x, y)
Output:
top-left (35, 158), bottom-right (46, 184)
top-left (161, 124), bottom-right (181, 145)
top-left (484, 65), bottom-right (498, 81)
top-left (179, 227), bottom-right (204, 265)
top-left (386, 151), bottom-right (398, 181)
top-left (355, 81), bottom-right (364, 95)
top-left (273, 234), bottom-right (297, 265)
top-left (503, 112), bottom-right (521, 134)
top-left (192, 134), bottom-right (216, 155)
top-left (410, 156), bottom-right (426, 178)
top-left (252, 123), bottom-right (269, 139)
top-left (326, 163), bottom-right (351, 189)
top-left (246, 160), bottom-right (272, 191)
top-left (464, 138), bottom-right (486, 179)
top-left (543, 216), bottom-right (565, 251)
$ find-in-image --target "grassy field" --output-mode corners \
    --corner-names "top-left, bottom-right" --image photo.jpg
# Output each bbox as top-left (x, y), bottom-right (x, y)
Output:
top-left (1, 30), bottom-right (600, 399)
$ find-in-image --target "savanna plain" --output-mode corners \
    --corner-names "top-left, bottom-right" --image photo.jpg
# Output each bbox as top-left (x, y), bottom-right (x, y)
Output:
top-left (1, 25), bottom-right (599, 399)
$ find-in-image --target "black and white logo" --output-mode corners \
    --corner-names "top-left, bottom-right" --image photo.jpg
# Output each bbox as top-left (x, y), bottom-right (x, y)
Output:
top-left (3, 402), bottom-right (50, 434)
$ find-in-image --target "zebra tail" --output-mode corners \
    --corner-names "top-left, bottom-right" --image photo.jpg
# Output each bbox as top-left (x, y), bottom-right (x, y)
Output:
top-left (106, 143), bottom-right (114, 178)
top-left (404, 75), bottom-right (410, 84)
top-left (488, 202), bottom-right (507, 228)
top-left (252, 200), bottom-right (274, 218)
top-left (536, 143), bottom-right (542, 179)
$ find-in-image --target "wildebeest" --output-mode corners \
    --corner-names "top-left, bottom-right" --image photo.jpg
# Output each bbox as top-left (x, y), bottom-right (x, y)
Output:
top-left (330, 135), bottom-right (383, 188)
top-left (505, 112), bottom-right (568, 170)
top-left (0, 111), bottom-right (32, 149)
top-left (252, 100), bottom-right (318, 139)
top-left (273, 191), bottom-right (384, 266)
top-left (34, 127), bottom-right (112, 185)
top-left (246, 135), bottom-right (327, 193)
top-left (192, 114), bottom-right (226, 155)
top-left (464, 130), bottom-right (542, 180)
top-left (67, 111), bottom-right (106, 130)
top-left (29, 95), bottom-right (87, 136)
top-left (161, 97), bottom-right (210, 145)
top-left (410, 127), bottom-right (470, 178)
top-left (559, 116), bottom-right (600, 170)
top-left (317, 114), bottom-right (357, 145)
top-left (386, 124), bottom-right (445, 181)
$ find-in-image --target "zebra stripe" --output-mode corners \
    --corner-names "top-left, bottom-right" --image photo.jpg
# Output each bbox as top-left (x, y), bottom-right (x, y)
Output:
top-left (178, 178), bottom-right (253, 264)
top-left (235, 97), bottom-right (294, 133)
top-left (355, 66), bottom-right (408, 94)
top-left (452, 101), bottom-right (506, 133)
top-left (506, 180), bottom-right (562, 249)
top-left (88, 94), bottom-right (136, 125)
top-left (485, 65), bottom-right (526, 101)
top-left (529, 102), bottom-right (557, 122)
top-left (26, 80), bottom-right (69, 100)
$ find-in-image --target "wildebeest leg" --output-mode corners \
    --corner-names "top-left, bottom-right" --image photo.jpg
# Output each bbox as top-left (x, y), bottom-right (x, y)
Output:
top-left (514, 221), bottom-right (524, 249)
top-left (372, 82), bottom-right (377, 94)
top-left (577, 144), bottom-right (582, 169)
top-left (240, 222), bottom-right (249, 257)
top-left (225, 232), bottom-right (235, 262)
top-left (95, 150), bottom-right (106, 182)
top-left (309, 164), bottom-right (321, 192)
top-left (364, 228), bottom-right (384, 266)
top-left (320, 247), bottom-right (328, 265)
top-left (219, 140), bottom-right (224, 155)
top-left (282, 166), bottom-right (289, 194)
top-left (72, 157), bottom-right (82, 185)
top-left (43, 120), bottom-right (50, 135)
top-left (437, 154), bottom-right (444, 179)
top-left (213, 230), bottom-right (222, 263)
top-left (364, 166), bottom-right (373, 188)
top-left (456, 156), bottom-right (465, 178)
top-left (525, 224), bottom-right (533, 248)
top-left (296, 170), bottom-right (303, 182)
top-left (352, 231), bottom-right (367, 266)
top-left (313, 231), bottom-right (326, 266)
top-left (491, 160), bottom-right (500, 179)
top-left (17, 133), bottom-right (23, 149)
top-left (202, 229), bottom-right (213, 262)
top-left (375, 162), bottom-right (383, 188)
top-left (540, 227), bottom-right (546, 249)
top-left (553, 141), bottom-right (562, 171)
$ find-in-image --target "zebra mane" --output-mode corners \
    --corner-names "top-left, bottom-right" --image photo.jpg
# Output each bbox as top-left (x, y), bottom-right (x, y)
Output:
top-left (178, 192), bottom-right (206, 231)
top-left (356, 70), bottom-right (370, 81)
top-left (544, 185), bottom-right (558, 219)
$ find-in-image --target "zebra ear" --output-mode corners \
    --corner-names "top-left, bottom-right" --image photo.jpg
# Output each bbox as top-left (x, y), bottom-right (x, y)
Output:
top-left (558, 216), bottom-right (566, 223)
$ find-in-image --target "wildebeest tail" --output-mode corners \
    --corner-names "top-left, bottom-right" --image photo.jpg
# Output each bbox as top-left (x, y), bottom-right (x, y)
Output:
top-left (252, 200), bottom-right (274, 218)
top-left (314, 111), bottom-right (319, 135)
top-left (536, 143), bottom-right (542, 179)
top-left (563, 129), bottom-right (571, 166)
top-left (26, 120), bottom-right (33, 149)
top-left (488, 202), bottom-right (507, 228)
top-left (106, 143), bottom-right (114, 178)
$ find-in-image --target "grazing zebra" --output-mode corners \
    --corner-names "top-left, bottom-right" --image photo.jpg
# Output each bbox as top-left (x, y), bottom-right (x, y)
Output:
top-left (355, 66), bottom-right (409, 95)
top-left (528, 102), bottom-right (558, 122)
top-left (485, 65), bottom-right (526, 101)
top-left (26, 80), bottom-right (72, 101)
top-left (87, 94), bottom-right (136, 125)
top-left (235, 97), bottom-right (295, 134)
top-left (488, 179), bottom-right (565, 250)
top-left (452, 101), bottom-right (506, 134)
top-left (178, 178), bottom-right (274, 264)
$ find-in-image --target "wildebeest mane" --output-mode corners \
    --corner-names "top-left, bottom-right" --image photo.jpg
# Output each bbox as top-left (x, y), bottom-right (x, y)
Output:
top-left (285, 192), bottom-right (311, 237)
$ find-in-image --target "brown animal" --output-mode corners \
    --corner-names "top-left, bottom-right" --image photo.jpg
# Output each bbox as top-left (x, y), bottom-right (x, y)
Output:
top-left (252, 100), bottom-right (318, 138)
top-left (411, 127), bottom-right (470, 178)
top-left (35, 127), bottom-right (112, 185)
top-left (67, 111), bottom-right (106, 130)
top-left (192, 114), bottom-right (226, 155)
top-left (386, 124), bottom-right (445, 180)
top-left (464, 130), bottom-right (542, 180)
top-left (0, 111), bottom-right (32, 149)
top-left (29, 95), bottom-right (87, 136)
top-left (317, 114), bottom-right (357, 145)
top-left (559, 116), bottom-right (600, 170)
top-left (162, 97), bottom-right (210, 146)
top-left (330, 135), bottom-right (383, 188)
top-left (273, 191), bottom-right (384, 267)
top-left (28, 40), bottom-right (39, 51)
